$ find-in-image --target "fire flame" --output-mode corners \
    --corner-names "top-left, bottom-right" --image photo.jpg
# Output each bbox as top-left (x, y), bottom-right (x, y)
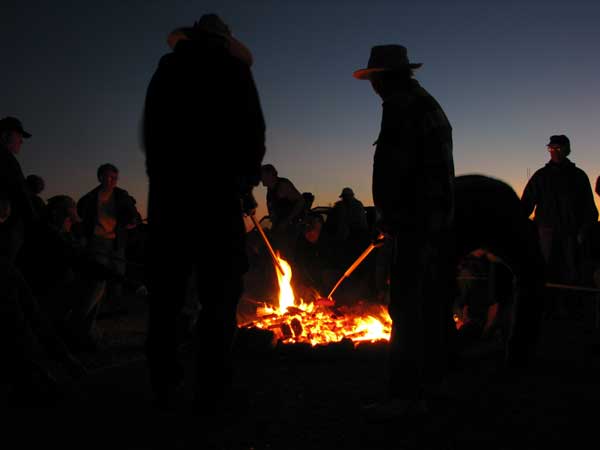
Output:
top-left (275, 254), bottom-right (294, 314)
top-left (239, 254), bottom-right (391, 346)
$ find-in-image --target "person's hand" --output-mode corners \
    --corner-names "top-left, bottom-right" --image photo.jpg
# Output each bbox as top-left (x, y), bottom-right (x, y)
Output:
top-left (241, 192), bottom-right (258, 216)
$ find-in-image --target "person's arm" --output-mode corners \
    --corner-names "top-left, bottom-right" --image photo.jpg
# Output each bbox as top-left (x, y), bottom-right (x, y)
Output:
top-left (521, 174), bottom-right (538, 219)
top-left (279, 180), bottom-right (305, 225)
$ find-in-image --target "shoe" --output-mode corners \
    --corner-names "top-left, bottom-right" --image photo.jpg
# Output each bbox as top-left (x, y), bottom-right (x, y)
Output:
top-left (363, 397), bottom-right (429, 422)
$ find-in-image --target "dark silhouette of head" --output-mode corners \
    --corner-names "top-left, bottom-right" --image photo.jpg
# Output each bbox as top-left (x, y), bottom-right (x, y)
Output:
top-left (547, 135), bottom-right (570, 162)
top-left (97, 163), bottom-right (119, 191)
top-left (261, 164), bottom-right (278, 188)
top-left (26, 174), bottom-right (45, 195)
top-left (353, 45), bottom-right (420, 99)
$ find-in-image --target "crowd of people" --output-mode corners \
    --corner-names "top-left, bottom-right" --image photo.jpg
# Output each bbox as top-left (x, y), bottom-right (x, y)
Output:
top-left (3, 12), bottom-right (600, 426)
top-left (0, 115), bottom-right (145, 401)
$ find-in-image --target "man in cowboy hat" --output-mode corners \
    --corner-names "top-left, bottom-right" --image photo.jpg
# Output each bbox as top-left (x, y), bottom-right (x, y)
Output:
top-left (142, 13), bottom-right (266, 411)
top-left (354, 45), bottom-right (455, 418)
top-left (0, 116), bottom-right (36, 264)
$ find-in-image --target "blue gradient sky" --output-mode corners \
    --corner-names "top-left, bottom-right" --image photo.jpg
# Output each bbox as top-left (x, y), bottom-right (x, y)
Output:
top-left (4, 0), bottom-right (600, 220)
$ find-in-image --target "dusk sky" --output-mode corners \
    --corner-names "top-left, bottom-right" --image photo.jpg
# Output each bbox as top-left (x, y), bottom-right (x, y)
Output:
top-left (4, 0), bottom-right (600, 221)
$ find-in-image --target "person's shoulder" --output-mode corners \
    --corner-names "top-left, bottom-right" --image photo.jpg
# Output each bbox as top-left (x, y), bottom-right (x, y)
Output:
top-left (114, 186), bottom-right (130, 197)
top-left (78, 186), bottom-right (99, 204)
top-left (531, 165), bottom-right (549, 177)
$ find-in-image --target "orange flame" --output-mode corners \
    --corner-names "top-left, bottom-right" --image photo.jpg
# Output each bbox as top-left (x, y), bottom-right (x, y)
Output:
top-left (275, 253), bottom-right (294, 314)
top-left (239, 254), bottom-right (391, 346)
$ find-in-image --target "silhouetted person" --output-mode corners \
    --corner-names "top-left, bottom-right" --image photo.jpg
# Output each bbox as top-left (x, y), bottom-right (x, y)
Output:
top-left (0, 116), bottom-right (35, 264)
top-left (21, 195), bottom-right (120, 352)
top-left (292, 212), bottom-right (335, 300)
top-left (522, 135), bottom-right (597, 285)
top-left (260, 163), bottom-right (305, 260)
top-left (301, 191), bottom-right (315, 211)
top-left (327, 187), bottom-right (370, 267)
top-left (77, 163), bottom-right (139, 310)
top-left (142, 13), bottom-right (265, 411)
top-left (522, 135), bottom-right (597, 319)
top-left (454, 175), bottom-right (545, 370)
top-left (0, 201), bottom-right (85, 404)
top-left (354, 45), bottom-right (455, 418)
top-left (455, 249), bottom-right (515, 347)
top-left (26, 174), bottom-right (46, 220)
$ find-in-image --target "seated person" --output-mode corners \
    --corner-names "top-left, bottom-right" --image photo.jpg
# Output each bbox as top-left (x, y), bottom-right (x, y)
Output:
top-left (0, 201), bottom-right (85, 403)
top-left (455, 249), bottom-right (515, 347)
top-left (20, 195), bottom-right (129, 352)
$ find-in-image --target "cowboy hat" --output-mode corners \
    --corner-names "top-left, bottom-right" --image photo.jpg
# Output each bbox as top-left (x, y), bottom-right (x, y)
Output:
top-left (167, 13), bottom-right (253, 67)
top-left (353, 45), bottom-right (422, 80)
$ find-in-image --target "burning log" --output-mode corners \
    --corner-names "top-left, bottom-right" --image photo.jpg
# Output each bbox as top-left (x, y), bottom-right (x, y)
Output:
top-left (280, 323), bottom-right (293, 339)
top-left (290, 318), bottom-right (303, 337)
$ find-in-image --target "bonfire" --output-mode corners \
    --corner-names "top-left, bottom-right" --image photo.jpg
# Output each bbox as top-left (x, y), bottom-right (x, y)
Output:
top-left (238, 253), bottom-right (391, 347)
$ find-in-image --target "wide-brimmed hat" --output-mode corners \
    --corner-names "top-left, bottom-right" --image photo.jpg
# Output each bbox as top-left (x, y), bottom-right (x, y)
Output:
top-left (353, 45), bottom-right (422, 80)
top-left (0, 116), bottom-right (31, 138)
top-left (167, 13), bottom-right (253, 66)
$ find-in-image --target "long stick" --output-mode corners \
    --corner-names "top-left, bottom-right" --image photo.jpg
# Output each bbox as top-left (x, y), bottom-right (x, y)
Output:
top-left (327, 233), bottom-right (385, 299)
top-left (249, 215), bottom-right (284, 275)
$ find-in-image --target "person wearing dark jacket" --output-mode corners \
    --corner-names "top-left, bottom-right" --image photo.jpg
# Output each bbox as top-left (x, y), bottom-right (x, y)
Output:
top-left (142, 13), bottom-right (266, 410)
top-left (26, 174), bottom-right (47, 221)
top-left (0, 116), bottom-right (36, 264)
top-left (77, 163), bottom-right (139, 307)
top-left (22, 195), bottom-right (125, 352)
top-left (522, 135), bottom-right (598, 286)
top-left (354, 45), bottom-right (455, 418)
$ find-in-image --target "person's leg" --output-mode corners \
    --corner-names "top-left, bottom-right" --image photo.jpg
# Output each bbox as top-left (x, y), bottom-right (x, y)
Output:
top-left (63, 278), bottom-right (106, 346)
top-left (387, 236), bottom-right (422, 403)
top-left (145, 231), bottom-right (190, 405)
top-left (194, 270), bottom-right (243, 411)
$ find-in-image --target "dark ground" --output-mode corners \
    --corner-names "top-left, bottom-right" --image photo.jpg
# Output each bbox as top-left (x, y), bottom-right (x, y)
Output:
top-left (5, 291), bottom-right (600, 450)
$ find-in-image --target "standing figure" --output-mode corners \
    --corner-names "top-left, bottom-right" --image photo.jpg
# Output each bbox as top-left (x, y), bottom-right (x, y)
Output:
top-left (522, 135), bottom-right (598, 286)
top-left (260, 163), bottom-right (305, 260)
top-left (354, 45), bottom-right (455, 417)
top-left (142, 13), bottom-right (265, 411)
top-left (0, 116), bottom-right (35, 264)
top-left (77, 163), bottom-right (139, 308)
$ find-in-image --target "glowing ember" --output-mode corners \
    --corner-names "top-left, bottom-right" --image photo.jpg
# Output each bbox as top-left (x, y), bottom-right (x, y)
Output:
top-left (238, 254), bottom-right (391, 346)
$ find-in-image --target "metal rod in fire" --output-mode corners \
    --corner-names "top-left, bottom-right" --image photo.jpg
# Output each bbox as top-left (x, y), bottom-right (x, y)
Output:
top-left (327, 233), bottom-right (385, 300)
top-left (249, 214), bottom-right (285, 275)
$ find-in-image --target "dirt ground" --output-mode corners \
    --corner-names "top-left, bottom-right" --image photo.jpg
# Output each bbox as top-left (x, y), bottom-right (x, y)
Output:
top-left (5, 291), bottom-right (600, 450)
